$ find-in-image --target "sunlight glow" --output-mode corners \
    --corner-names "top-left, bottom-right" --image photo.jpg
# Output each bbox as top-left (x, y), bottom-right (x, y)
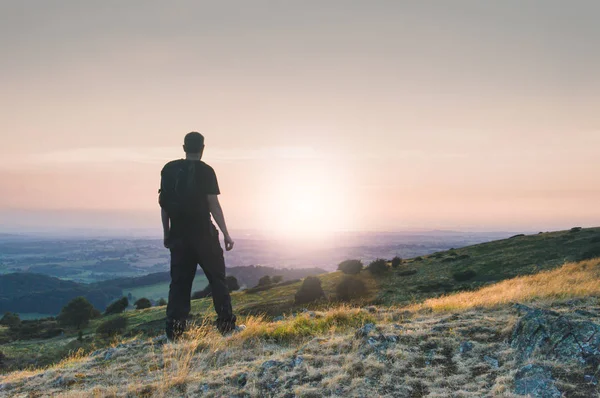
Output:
top-left (261, 161), bottom-right (351, 241)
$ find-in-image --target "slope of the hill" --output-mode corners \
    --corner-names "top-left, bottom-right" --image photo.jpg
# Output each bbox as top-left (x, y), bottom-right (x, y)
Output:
top-left (2, 257), bottom-right (600, 397)
top-left (1, 227), bottom-right (599, 373)
top-left (378, 226), bottom-right (600, 304)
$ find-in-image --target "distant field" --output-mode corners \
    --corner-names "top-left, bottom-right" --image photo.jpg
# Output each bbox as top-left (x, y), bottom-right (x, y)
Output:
top-left (124, 275), bottom-right (209, 301)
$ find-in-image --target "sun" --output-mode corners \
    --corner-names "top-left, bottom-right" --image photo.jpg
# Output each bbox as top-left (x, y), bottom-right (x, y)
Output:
top-left (262, 164), bottom-right (350, 241)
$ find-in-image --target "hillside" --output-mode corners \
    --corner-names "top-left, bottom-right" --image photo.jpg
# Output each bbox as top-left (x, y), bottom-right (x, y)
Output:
top-left (0, 274), bottom-right (120, 315)
top-left (0, 265), bottom-right (327, 316)
top-left (1, 227), bottom-right (600, 396)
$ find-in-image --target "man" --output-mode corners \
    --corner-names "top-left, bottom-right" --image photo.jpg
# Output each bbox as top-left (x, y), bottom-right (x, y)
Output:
top-left (159, 132), bottom-right (238, 340)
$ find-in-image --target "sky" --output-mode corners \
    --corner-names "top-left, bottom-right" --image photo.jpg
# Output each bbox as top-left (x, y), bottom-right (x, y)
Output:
top-left (1, 1), bottom-right (599, 236)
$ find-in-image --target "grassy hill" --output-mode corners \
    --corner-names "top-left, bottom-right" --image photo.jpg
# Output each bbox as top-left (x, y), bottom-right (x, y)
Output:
top-left (1, 227), bottom-right (600, 396)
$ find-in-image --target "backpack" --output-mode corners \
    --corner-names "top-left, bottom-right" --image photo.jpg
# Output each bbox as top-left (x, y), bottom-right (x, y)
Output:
top-left (159, 161), bottom-right (206, 219)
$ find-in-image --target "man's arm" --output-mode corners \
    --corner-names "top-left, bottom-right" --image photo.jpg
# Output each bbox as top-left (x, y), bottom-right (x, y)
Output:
top-left (207, 194), bottom-right (234, 251)
top-left (161, 208), bottom-right (170, 248)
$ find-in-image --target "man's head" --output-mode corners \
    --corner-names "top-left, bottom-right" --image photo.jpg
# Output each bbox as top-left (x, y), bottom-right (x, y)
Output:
top-left (183, 132), bottom-right (205, 157)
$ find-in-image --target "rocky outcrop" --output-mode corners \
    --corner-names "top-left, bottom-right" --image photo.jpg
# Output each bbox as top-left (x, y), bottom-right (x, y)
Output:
top-left (511, 303), bottom-right (600, 365)
top-left (510, 304), bottom-right (600, 397)
top-left (513, 364), bottom-right (561, 398)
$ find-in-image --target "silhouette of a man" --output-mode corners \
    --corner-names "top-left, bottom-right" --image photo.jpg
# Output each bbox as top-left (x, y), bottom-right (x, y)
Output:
top-left (159, 132), bottom-right (237, 339)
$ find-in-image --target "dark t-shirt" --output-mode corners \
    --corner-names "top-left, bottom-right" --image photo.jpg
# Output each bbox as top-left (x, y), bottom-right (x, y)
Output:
top-left (160, 159), bottom-right (220, 238)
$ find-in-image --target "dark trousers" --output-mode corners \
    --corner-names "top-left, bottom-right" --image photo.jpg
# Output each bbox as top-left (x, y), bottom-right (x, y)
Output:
top-left (166, 230), bottom-right (235, 335)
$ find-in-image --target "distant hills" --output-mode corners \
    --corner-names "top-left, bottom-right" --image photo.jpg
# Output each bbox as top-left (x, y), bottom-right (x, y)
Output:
top-left (0, 265), bottom-right (327, 315)
top-left (0, 273), bottom-right (121, 315)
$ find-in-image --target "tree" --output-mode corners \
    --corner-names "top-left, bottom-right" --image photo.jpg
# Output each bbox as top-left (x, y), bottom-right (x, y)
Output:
top-left (226, 276), bottom-right (240, 292)
top-left (134, 298), bottom-right (152, 310)
top-left (294, 276), bottom-right (326, 305)
top-left (337, 259), bottom-right (363, 275)
top-left (336, 276), bottom-right (368, 301)
top-left (0, 312), bottom-right (21, 328)
top-left (271, 275), bottom-right (284, 284)
top-left (391, 256), bottom-right (403, 268)
top-left (367, 259), bottom-right (388, 275)
top-left (104, 297), bottom-right (129, 315)
top-left (257, 275), bottom-right (272, 287)
top-left (57, 296), bottom-right (97, 329)
top-left (157, 298), bottom-right (167, 306)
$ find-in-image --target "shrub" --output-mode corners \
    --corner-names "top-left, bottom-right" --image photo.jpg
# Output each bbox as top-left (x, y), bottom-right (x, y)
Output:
top-left (457, 254), bottom-right (471, 260)
top-left (452, 269), bottom-right (477, 281)
top-left (591, 237), bottom-right (600, 244)
top-left (294, 276), bottom-right (326, 305)
top-left (441, 257), bottom-right (458, 263)
top-left (104, 297), bottom-right (129, 315)
top-left (96, 316), bottom-right (128, 338)
top-left (413, 256), bottom-right (423, 262)
top-left (134, 298), bottom-right (152, 310)
top-left (0, 312), bottom-right (21, 328)
top-left (509, 234), bottom-right (525, 239)
top-left (336, 276), bottom-right (368, 301)
top-left (157, 298), bottom-right (167, 306)
top-left (226, 276), bottom-right (240, 291)
top-left (272, 275), bottom-right (284, 284)
top-left (578, 246), bottom-right (600, 262)
top-left (391, 257), bottom-right (402, 268)
top-left (366, 259), bottom-right (388, 275)
top-left (192, 285), bottom-right (212, 299)
top-left (57, 297), bottom-right (97, 329)
top-left (0, 350), bottom-right (5, 366)
top-left (398, 269), bottom-right (418, 277)
top-left (257, 275), bottom-right (272, 287)
top-left (570, 227), bottom-right (583, 233)
top-left (338, 260), bottom-right (363, 275)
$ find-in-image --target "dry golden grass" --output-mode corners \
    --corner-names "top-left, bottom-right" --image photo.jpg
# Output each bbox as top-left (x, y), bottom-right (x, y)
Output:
top-left (409, 258), bottom-right (600, 312)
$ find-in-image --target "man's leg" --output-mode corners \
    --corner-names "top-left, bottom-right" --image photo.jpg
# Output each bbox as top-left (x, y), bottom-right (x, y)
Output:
top-left (195, 235), bottom-right (236, 334)
top-left (166, 239), bottom-right (197, 340)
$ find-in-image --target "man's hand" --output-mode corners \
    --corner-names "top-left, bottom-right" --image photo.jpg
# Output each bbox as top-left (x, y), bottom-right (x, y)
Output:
top-left (224, 234), bottom-right (235, 251)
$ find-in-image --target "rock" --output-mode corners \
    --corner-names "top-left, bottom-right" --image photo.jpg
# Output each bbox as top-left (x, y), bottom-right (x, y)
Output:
top-left (52, 375), bottom-right (76, 388)
top-left (385, 335), bottom-right (398, 343)
top-left (483, 355), bottom-right (499, 369)
top-left (104, 348), bottom-right (117, 361)
top-left (513, 364), bottom-right (561, 398)
top-left (392, 324), bottom-right (404, 330)
top-left (584, 375), bottom-right (598, 385)
top-left (511, 304), bottom-right (600, 364)
top-left (292, 356), bottom-right (303, 367)
top-left (236, 373), bottom-right (248, 387)
top-left (273, 316), bottom-right (284, 322)
top-left (365, 306), bottom-right (378, 313)
top-left (152, 335), bottom-right (168, 345)
top-left (459, 341), bottom-right (474, 354)
top-left (198, 384), bottom-right (209, 393)
top-left (355, 323), bottom-right (376, 338)
top-left (261, 360), bottom-right (282, 370)
top-left (0, 383), bottom-right (9, 391)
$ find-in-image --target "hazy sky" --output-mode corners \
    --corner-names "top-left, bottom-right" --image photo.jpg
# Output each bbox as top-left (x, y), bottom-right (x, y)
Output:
top-left (1, 1), bottom-right (599, 235)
